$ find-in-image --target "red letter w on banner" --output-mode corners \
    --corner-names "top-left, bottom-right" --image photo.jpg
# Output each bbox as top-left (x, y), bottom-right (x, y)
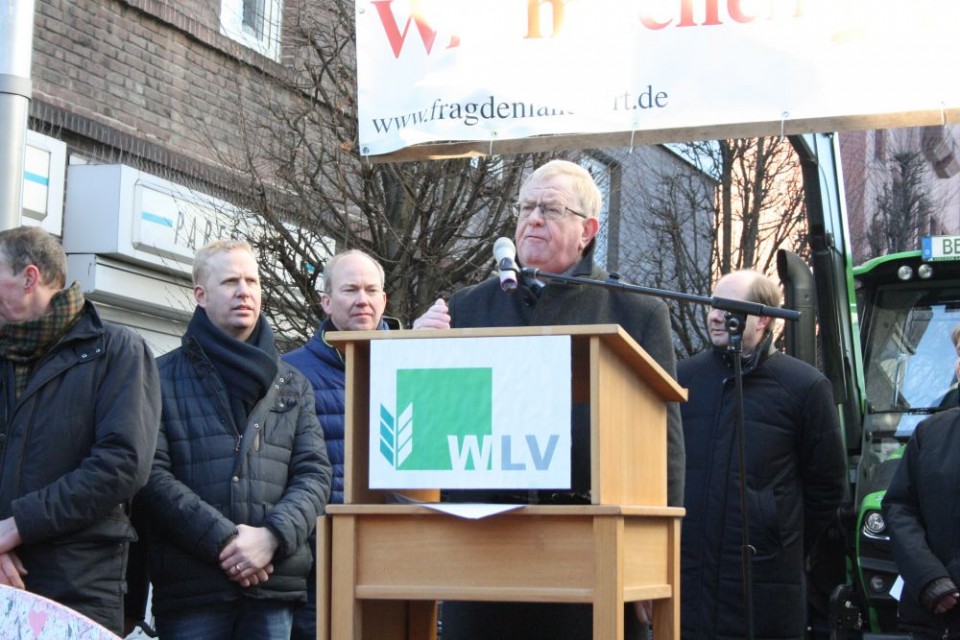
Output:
top-left (371, 0), bottom-right (460, 58)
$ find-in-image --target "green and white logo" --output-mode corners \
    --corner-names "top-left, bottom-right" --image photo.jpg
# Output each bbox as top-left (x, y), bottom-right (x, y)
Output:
top-left (379, 367), bottom-right (493, 471)
top-left (369, 335), bottom-right (571, 489)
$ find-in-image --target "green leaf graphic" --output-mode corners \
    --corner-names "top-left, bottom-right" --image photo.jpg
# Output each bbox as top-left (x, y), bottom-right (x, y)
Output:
top-left (379, 404), bottom-right (396, 466)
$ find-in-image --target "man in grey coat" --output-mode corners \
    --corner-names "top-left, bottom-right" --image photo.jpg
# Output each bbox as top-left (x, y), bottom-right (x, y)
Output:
top-left (415, 159), bottom-right (684, 640)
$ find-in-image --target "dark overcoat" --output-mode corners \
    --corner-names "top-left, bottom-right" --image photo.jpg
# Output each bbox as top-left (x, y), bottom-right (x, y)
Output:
top-left (678, 346), bottom-right (845, 640)
top-left (440, 247), bottom-right (684, 640)
top-left (883, 408), bottom-right (960, 639)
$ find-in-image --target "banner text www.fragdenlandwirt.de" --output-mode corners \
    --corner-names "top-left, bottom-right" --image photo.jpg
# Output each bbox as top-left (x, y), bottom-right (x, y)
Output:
top-left (356, 0), bottom-right (960, 158)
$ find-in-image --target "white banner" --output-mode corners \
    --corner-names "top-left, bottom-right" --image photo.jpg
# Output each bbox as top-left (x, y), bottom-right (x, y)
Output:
top-left (356, 0), bottom-right (960, 157)
top-left (369, 335), bottom-right (571, 490)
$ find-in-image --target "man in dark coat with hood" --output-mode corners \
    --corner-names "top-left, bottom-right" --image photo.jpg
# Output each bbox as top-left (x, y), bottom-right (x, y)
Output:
top-left (414, 159), bottom-right (683, 640)
top-left (678, 270), bottom-right (845, 640)
top-left (138, 239), bottom-right (331, 639)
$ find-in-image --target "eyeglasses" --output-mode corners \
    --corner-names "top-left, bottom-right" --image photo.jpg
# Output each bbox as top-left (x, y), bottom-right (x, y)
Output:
top-left (512, 201), bottom-right (587, 221)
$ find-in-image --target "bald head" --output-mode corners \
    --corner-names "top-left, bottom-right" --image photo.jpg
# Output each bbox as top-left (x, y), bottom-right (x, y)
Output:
top-left (707, 270), bottom-right (781, 354)
top-left (321, 250), bottom-right (387, 331)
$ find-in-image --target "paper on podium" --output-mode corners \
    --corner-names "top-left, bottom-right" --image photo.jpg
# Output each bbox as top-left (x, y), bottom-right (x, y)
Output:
top-left (423, 503), bottom-right (523, 519)
top-left (0, 584), bottom-right (121, 639)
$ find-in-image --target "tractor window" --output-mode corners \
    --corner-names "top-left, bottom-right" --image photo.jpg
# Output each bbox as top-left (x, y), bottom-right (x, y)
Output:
top-left (863, 288), bottom-right (960, 437)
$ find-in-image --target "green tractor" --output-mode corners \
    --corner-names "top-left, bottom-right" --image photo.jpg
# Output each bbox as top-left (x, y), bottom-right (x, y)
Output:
top-left (783, 134), bottom-right (960, 637)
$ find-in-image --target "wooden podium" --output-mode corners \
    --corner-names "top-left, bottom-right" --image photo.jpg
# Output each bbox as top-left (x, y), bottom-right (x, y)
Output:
top-left (319, 325), bottom-right (686, 640)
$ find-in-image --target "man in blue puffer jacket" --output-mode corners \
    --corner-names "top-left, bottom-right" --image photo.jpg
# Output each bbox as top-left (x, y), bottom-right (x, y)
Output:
top-left (283, 249), bottom-right (392, 640)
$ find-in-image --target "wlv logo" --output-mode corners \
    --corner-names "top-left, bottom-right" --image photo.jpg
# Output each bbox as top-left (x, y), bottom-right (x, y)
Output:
top-left (378, 367), bottom-right (559, 472)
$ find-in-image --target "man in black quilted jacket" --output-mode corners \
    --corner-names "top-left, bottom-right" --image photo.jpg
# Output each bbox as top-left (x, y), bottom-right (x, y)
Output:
top-left (138, 239), bottom-right (331, 640)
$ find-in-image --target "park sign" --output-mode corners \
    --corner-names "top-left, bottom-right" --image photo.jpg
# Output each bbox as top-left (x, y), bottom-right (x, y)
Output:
top-left (355, 0), bottom-right (960, 160)
top-left (368, 335), bottom-right (572, 489)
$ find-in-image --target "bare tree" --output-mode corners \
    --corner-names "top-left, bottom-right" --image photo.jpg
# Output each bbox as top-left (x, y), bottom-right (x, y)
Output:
top-left (620, 137), bottom-right (809, 357)
top-left (608, 144), bottom-right (716, 357)
top-left (186, 1), bottom-right (813, 358)
top-left (842, 128), bottom-right (960, 264)
top-left (867, 151), bottom-right (936, 256)
top-left (721, 137), bottom-right (808, 274)
top-left (197, 0), bottom-right (550, 346)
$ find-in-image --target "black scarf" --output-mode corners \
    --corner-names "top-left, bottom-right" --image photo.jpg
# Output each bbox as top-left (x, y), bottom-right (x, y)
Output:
top-left (714, 332), bottom-right (775, 373)
top-left (186, 307), bottom-right (278, 430)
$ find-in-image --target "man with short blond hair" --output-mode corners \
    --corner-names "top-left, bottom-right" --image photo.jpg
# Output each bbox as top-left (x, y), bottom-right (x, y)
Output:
top-left (139, 239), bottom-right (331, 639)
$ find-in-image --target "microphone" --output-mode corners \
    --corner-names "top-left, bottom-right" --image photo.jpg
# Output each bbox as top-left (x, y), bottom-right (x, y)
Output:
top-left (493, 237), bottom-right (519, 293)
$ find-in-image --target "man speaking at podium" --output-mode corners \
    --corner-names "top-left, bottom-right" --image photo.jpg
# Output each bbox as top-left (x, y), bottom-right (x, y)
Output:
top-left (414, 159), bottom-right (684, 640)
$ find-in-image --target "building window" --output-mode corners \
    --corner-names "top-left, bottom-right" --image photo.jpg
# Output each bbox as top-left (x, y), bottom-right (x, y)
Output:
top-left (243, 0), bottom-right (265, 38)
top-left (220, 0), bottom-right (282, 61)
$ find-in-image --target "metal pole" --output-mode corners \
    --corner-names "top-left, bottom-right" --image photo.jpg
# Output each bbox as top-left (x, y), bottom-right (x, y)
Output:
top-left (0, 0), bottom-right (36, 231)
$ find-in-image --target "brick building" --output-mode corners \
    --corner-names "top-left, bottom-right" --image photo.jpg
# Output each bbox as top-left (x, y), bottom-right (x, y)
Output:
top-left (21, 0), bottom-right (301, 353)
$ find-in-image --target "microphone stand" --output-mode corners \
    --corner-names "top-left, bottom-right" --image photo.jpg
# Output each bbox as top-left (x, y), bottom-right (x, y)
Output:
top-left (522, 267), bottom-right (799, 640)
top-left (725, 309), bottom-right (755, 640)
top-left (520, 267), bottom-right (799, 323)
